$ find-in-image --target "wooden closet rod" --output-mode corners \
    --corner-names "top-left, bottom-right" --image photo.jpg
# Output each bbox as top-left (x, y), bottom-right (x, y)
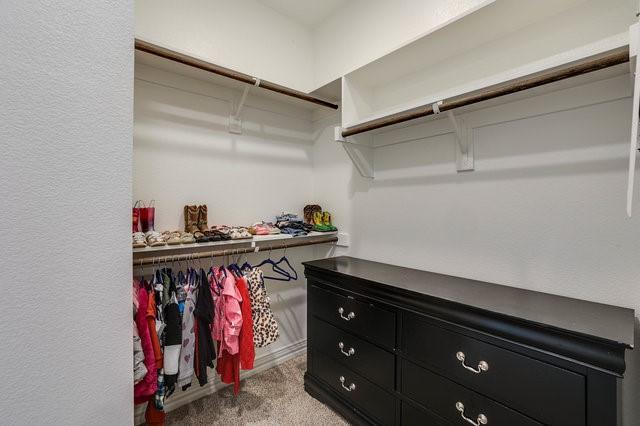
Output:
top-left (135, 38), bottom-right (339, 110)
top-left (342, 45), bottom-right (630, 137)
top-left (133, 236), bottom-right (338, 267)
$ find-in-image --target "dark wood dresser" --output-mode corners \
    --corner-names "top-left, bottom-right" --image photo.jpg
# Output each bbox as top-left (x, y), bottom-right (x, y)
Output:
top-left (303, 256), bottom-right (634, 426)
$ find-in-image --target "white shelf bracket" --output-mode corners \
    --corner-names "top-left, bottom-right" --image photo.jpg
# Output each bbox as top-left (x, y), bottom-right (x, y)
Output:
top-left (229, 78), bottom-right (260, 134)
top-left (334, 126), bottom-right (374, 179)
top-left (433, 101), bottom-right (474, 172)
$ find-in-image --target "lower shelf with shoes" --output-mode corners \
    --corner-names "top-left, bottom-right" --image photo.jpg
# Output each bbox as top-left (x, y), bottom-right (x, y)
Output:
top-left (132, 201), bottom-right (339, 250)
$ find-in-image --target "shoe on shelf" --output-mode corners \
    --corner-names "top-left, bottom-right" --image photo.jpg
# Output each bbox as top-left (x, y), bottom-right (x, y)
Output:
top-left (198, 204), bottom-right (216, 242)
top-left (132, 200), bottom-right (141, 233)
top-left (145, 230), bottom-right (166, 247)
top-left (257, 221), bottom-right (281, 234)
top-left (132, 232), bottom-right (147, 248)
top-left (210, 225), bottom-right (232, 240)
top-left (162, 230), bottom-right (182, 245)
top-left (312, 211), bottom-right (330, 232)
top-left (304, 204), bottom-right (322, 225)
top-left (322, 211), bottom-right (337, 232)
top-left (312, 211), bottom-right (337, 232)
top-left (184, 205), bottom-right (207, 243)
top-left (249, 222), bottom-right (270, 236)
top-left (230, 226), bottom-right (252, 239)
top-left (140, 200), bottom-right (156, 232)
top-left (180, 232), bottom-right (196, 244)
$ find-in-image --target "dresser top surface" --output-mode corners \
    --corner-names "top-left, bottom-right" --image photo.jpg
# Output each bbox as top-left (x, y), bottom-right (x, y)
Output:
top-left (303, 256), bottom-right (635, 348)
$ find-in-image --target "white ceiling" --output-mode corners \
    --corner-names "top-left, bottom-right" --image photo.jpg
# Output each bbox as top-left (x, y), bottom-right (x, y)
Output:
top-left (257, 0), bottom-right (346, 28)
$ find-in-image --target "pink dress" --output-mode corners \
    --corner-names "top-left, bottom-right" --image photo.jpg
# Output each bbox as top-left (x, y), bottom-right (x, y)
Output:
top-left (212, 268), bottom-right (243, 356)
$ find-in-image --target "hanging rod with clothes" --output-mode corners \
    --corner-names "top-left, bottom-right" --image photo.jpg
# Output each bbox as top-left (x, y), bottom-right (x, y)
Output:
top-left (340, 45), bottom-right (630, 138)
top-left (133, 235), bottom-right (338, 267)
top-left (135, 38), bottom-right (339, 110)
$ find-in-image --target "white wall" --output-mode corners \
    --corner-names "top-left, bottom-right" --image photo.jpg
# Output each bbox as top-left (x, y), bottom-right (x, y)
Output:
top-left (134, 64), bottom-right (316, 228)
top-left (0, 1), bottom-right (133, 425)
top-left (312, 111), bottom-right (353, 258)
top-left (313, 75), bottom-right (640, 424)
top-left (135, 0), bottom-right (315, 92)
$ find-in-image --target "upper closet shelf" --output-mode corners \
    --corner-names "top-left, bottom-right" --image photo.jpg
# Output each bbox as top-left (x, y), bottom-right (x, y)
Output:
top-left (334, 0), bottom-right (637, 180)
top-left (135, 39), bottom-right (339, 111)
top-left (338, 0), bottom-right (633, 130)
top-left (339, 44), bottom-right (629, 138)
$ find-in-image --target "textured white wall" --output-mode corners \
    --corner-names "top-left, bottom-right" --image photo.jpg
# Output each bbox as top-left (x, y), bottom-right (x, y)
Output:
top-left (0, 1), bottom-right (133, 425)
top-left (313, 75), bottom-right (640, 423)
top-left (135, 0), bottom-right (315, 92)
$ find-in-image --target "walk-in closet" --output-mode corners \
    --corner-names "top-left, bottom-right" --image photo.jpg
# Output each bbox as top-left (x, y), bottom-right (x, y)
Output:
top-left (4, 0), bottom-right (640, 425)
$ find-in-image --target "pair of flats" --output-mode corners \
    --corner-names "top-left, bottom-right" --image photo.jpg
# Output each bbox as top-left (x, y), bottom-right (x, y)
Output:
top-left (213, 225), bottom-right (252, 240)
top-left (230, 227), bottom-right (252, 239)
top-left (132, 230), bottom-right (166, 248)
top-left (249, 222), bottom-right (280, 236)
top-left (162, 230), bottom-right (195, 245)
top-left (132, 230), bottom-right (196, 248)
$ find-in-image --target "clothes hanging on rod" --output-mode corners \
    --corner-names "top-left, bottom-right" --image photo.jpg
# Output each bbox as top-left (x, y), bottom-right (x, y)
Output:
top-left (133, 283), bottom-right (158, 404)
top-left (132, 253), bottom-right (291, 415)
top-left (214, 266), bottom-right (254, 395)
top-left (247, 268), bottom-right (279, 348)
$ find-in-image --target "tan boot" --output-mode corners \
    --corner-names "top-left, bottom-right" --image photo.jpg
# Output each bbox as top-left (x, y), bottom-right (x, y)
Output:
top-left (184, 205), bottom-right (205, 242)
top-left (197, 204), bottom-right (209, 234)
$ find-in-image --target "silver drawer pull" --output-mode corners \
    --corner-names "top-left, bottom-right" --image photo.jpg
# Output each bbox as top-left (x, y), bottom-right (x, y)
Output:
top-left (338, 341), bottom-right (356, 357)
top-left (456, 351), bottom-right (489, 374)
top-left (338, 307), bottom-right (356, 321)
top-left (339, 376), bottom-right (356, 392)
top-left (456, 402), bottom-right (488, 426)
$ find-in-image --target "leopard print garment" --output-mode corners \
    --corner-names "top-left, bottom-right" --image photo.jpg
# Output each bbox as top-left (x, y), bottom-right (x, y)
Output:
top-left (247, 268), bottom-right (279, 347)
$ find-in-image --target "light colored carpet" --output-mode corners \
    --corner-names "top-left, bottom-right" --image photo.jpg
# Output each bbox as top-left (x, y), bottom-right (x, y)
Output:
top-left (165, 354), bottom-right (348, 425)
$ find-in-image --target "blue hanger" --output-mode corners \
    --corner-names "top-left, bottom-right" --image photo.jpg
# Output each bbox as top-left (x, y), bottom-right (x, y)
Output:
top-left (228, 263), bottom-right (242, 277)
top-left (254, 246), bottom-right (295, 281)
top-left (273, 254), bottom-right (298, 280)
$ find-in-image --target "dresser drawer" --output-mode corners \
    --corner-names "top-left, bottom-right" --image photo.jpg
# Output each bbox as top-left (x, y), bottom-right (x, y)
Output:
top-left (309, 283), bottom-right (395, 348)
top-left (401, 402), bottom-right (447, 426)
top-left (402, 312), bottom-right (585, 425)
top-left (310, 318), bottom-right (395, 390)
top-left (402, 359), bottom-right (541, 426)
top-left (312, 350), bottom-right (395, 425)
